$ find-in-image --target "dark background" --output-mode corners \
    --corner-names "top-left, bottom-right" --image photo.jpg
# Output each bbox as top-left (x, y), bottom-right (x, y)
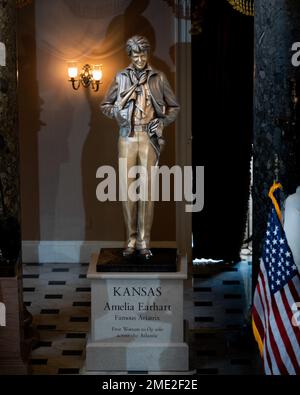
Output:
top-left (192, 0), bottom-right (254, 262)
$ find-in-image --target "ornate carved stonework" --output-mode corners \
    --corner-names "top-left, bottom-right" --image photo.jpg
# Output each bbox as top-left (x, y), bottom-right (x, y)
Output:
top-left (0, 0), bottom-right (19, 219)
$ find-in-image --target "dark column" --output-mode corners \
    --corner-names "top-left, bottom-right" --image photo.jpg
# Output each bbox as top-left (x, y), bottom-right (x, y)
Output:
top-left (253, 0), bottom-right (300, 287)
top-left (0, 0), bottom-right (21, 263)
top-left (192, 0), bottom-right (253, 262)
top-left (0, 0), bottom-right (32, 375)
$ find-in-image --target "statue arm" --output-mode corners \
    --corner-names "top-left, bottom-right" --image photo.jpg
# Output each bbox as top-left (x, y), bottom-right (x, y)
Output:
top-left (161, 73), bottom-right (180, 127)
top-left (100, 76), bottom-right (118, 119)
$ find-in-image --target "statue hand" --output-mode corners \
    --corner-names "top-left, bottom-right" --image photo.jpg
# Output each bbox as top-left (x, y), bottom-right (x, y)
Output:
top-left (148, 118), bottom-right (164, 137)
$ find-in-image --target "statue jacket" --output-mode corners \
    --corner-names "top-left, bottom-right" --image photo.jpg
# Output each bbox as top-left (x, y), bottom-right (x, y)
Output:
top-left (100, 65), bottom-right (180, 138)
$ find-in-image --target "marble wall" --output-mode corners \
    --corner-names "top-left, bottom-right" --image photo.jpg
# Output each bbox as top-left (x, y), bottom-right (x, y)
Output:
top-left (0, 0), bottom-right (20, 219)
top-left (253, 0), bottom-right (300, 280)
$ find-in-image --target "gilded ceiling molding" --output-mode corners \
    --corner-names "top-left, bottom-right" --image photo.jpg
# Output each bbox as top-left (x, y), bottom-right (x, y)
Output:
top-left (226, 0), bottom-right (254, 16)
top-left (16, 0), bottom-right (33, 8)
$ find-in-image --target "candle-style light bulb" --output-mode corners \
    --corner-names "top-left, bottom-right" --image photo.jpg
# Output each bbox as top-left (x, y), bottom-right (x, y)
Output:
top-left (68, 62), bottom-right (78, 79)
top-left (92, 65), bottom-right (103, 82)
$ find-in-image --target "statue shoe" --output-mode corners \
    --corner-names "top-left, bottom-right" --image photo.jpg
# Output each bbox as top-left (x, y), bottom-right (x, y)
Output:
top-left (138, 248), bottom-right (153, 260)
top-left (122, 247), bottom-right (135, 257)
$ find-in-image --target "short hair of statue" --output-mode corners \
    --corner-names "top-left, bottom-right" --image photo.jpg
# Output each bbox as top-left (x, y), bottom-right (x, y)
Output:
top-left (126, 36), bottom-right (150, 56)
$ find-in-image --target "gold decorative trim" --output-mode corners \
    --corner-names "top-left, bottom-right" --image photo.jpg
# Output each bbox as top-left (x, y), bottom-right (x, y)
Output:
top-left (16, 0), bottom-right (33, 8)
top-left (226, 0), bottom-right (254, 16)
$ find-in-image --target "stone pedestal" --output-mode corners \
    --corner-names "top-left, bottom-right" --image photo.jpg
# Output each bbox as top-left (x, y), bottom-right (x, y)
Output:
top-left (86, 252), bottom-right (189, 372)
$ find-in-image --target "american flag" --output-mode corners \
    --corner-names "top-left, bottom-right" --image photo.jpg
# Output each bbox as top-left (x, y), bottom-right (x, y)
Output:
top-left (252, 183), bottom-right (300, 375)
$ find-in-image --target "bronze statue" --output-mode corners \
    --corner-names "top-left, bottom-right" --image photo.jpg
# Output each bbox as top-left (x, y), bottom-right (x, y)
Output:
top-left (101, 35), bottom-right (180, 259)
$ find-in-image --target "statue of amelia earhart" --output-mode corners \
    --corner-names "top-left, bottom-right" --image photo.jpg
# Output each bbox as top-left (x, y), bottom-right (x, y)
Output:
top-left (101, 35), bottom-right (180, 259)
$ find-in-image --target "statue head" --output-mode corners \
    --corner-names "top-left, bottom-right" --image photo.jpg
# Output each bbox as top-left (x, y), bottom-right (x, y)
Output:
top-left (126, 35), bottom-right (150, 71)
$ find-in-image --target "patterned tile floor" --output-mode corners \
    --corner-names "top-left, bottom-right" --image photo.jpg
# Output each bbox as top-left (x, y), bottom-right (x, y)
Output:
top-left (186, 259), bottom-right (262, 375)
top-left (22, 259), bottom-right (262, 375)
top-left (23, 262), bottom-right (90, 375)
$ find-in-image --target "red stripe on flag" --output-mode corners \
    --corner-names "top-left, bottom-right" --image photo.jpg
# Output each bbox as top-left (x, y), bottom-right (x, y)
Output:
top-left (257, 278), bottom-right (267, 328)
top-left (280, 287), bottom-right (300, 347)
top-left (253, 305), bottom-right (265, 340)
top-left (265, 341), bottom-right (274, 375)
top-left (260, 273), bottom-right (289, 375)
top-left (257, 274), bottom-right (274, 374)
top-left (253, 305), bottom-right (273, 374)
top-left (288, 276), bottom-right (300, 305)
top-left (271, 293), bottom-right (300, 374)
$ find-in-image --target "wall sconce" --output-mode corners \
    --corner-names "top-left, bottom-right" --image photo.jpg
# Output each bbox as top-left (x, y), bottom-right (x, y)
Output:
top-left (67, 62), bottom-right (103, 92)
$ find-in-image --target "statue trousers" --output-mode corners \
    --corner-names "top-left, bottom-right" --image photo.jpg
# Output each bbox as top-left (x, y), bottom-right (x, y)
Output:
top-left (118, 131), bottom-right (157, 250)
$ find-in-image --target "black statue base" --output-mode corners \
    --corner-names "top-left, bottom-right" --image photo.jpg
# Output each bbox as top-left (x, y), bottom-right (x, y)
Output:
top-left (96, 248), bottom-right (178, 272)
